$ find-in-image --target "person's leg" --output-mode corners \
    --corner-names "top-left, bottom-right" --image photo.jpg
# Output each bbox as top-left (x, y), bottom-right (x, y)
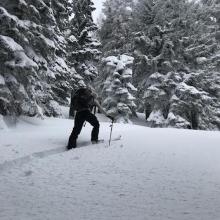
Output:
top-left (67, 111), bottom-right (85, 149)
top-left (85, 111), bottom-right (100, 141)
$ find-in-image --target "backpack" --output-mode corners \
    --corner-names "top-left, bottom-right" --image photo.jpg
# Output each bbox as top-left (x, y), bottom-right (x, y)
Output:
top-left (71, 88), bottom-right (94, 111)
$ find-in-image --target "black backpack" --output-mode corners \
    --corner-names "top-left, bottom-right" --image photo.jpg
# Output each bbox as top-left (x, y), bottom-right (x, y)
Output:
top-left (71, 88), bottom-right (94, 111)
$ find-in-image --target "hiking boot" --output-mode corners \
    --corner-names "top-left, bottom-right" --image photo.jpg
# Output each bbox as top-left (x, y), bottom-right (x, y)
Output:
top-left (66, 139), bottom-right (77, 150)
top-left (91, 139), bottom-right (104, 144)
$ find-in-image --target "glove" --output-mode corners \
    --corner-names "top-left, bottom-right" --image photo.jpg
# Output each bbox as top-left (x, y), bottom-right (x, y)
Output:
top-left (107, 115), bottom-right (114, 121)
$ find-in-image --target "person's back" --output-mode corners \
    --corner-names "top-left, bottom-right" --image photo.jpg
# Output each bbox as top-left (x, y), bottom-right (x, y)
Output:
top-left (71, 88), bottom-right (94, 112)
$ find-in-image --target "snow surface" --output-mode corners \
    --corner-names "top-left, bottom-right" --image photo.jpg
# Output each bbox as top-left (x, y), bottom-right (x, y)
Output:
top-left (0, 116), bottom-right (220, 220)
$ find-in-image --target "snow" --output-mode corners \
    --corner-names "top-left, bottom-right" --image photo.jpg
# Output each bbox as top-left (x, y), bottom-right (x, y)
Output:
top-left (0, 35), bottom-right (23, 52)
top-left (167, 112), bottom-right (191, 128)
top-left (40, 34), bottom-right (56, 49)
top-left (1, 117), bottom-right (220, 220)
top-left (0, 35), bottom-right (38, 69)
top-left (144, 86), bottom-right (160, 98)
top-left (104, 56), bottom-right (119, 65)
top-left (178, 82), bottom-right (205, 96)
top-left (55, 57), bottom-right (69, 71)
top-left (46, 69), bottom-right (56, 79)
top-left (0, 115), bottom-right (7, 130)
top-left (48, 101), bottom-right (62, 116)
top-left (122, 68), bottom-right (132, 79)
top-left (26, 47), bottom-right (47, 66)
top-left (116, 88), bottom-right (129, 95)
top-left (84, 69), bottom-right (94, 76)
top-left (104, 55), bottom-right (134, 69)
top-left (126, 82), bottom-right (137, 91)
top-left (19, 0), bottom-right (28, 6)
top-left (116, 60), bottom-right (125, 71)
top-left (125, 6), bottom-right (132, 12)
top-left (56, 34), bottom-right (66, 44)
top-left (147, 110), bottom-right (165, 125)
top-left (119, 54), bottom-right (134, 64)
top-left (0, 7), bottom-right (17, 23)
top-left (90, 41), bottom-right (102, 47)
top-left (68, 35), bottom-right (77, 43)
top-left (0, 74), bottom-right (5, 85)
top-left (5, 74), bottom-right (18, 84)
top-left (6, 51), bottom-right (38, 69)
top-left (127, 93), bottom-right (136, 101)
top-left (51, 57), bottom-right (71, 75)
top-left (113, 78), bottom-right (121, 84)
top-left (196, 57), bottom-right (207, 64)
top-left (29, 5), bottom-right (39, 16)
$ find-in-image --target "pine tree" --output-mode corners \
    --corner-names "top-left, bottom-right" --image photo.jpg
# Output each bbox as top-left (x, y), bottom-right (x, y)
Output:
top-left (99, 0), bottom-right (134, 56)
top-left (99, 54), bottom-right (137, 123)
top-left (0, 0), bottom-right (77, 118)
top-left (96, 0), bottom-right (137, 123)
top-left (68, 0), bottom-right (101, 84)
top-left (133, 0), bottom-right (220, 129)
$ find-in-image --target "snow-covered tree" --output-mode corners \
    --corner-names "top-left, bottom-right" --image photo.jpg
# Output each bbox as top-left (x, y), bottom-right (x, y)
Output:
top-left (99, 55), bottom-right (137, 123)
top-left (68, 0), bottom-right (101, 84)
top-left (99, 0), bottom-right (134, 56)
top-left (130, 0), bottom-right (220, 129)
top-left (143, 70), bottom-right (220, 129)
top-left (0, 0), bottom-right (80, 119)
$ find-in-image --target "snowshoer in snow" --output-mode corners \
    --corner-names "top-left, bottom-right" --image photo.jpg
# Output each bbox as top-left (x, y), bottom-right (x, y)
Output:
top-left (67, 87), bottom-right (114, 150)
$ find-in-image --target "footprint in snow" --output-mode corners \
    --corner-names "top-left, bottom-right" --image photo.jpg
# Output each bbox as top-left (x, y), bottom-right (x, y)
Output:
top-left (73, 156), bottom-right (80, 160)
top-left (24, 170), bottom-right (33, 177)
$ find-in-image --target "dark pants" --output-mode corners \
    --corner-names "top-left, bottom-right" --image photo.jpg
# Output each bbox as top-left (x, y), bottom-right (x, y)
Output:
top-left (68, 110), bottom-right (100, 148)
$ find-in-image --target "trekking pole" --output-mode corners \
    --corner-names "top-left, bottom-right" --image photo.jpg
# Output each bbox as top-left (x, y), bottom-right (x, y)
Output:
top-left (93, 105), bottom-right (97, 115)
top-left (109, 119), bottom-right (114, 146)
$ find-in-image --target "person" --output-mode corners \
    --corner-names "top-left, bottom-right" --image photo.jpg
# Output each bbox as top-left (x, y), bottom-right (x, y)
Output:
top-left (67, 87), bottom-right (114, 150)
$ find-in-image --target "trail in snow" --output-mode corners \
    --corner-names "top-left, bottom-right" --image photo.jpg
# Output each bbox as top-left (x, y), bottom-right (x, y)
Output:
top-left (0, 146), bottom-right (66, 173)
top-left (0, 135), bottom-right (122, 173)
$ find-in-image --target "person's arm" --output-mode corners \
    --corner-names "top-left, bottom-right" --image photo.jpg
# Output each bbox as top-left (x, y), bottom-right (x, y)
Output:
top-left (94, 99), bottom-right (107, 116)
top-left (94, 99), bottom-right (114, 121)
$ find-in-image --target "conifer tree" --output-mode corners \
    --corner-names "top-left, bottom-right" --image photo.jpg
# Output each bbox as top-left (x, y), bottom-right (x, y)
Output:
top-left (99, 55), bottom-right (137, 123)
top-left (68, 0), bottom-right (101, 84)
top-left (0, 0), bottom-right (77, 118)
top-left (99, 0), bottom-right (134, 56)
top-left (133, 0), bottom-right (220, 129)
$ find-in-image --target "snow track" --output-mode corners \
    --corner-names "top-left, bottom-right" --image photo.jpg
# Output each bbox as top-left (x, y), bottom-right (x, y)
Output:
top-left (0, 146), bottom-right (66, 173)
top-left (0, 137), bottom-right (122, 173)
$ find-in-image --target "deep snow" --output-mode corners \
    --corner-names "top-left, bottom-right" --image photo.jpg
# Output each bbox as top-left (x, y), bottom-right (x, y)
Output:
top-left (0, 116), bottom-right (220, 220)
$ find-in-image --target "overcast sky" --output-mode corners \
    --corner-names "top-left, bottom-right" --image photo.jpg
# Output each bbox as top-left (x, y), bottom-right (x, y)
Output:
top-left (92, 0), bottom-right (105, 22)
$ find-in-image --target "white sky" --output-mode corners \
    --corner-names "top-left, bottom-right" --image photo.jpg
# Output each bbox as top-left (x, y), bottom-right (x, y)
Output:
top-left (92, 0), bottom-right (105, 22)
